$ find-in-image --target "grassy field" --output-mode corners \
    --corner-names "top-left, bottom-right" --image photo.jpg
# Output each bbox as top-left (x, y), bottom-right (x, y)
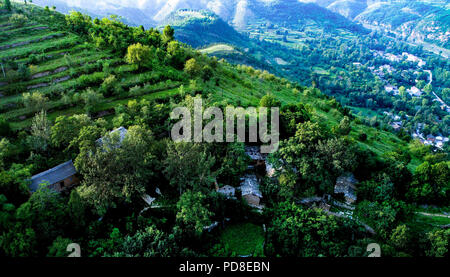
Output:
top-left (200, 44), bottom-right (235, 54)
top-left (219, 223), bottom-right (265, 256)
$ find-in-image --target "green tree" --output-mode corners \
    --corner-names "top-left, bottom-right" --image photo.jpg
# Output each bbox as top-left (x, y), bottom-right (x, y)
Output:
top-left (260, 94), bottom-right (281, 108)
top-left (333, 116), bottom-right (351, 136)
top-left (51, 114), bottom-right (92, 149)
top-left (114, 226), bottom-right (176, 257)
top-left (425, 229), bottom-right (449, 257)
top-left (162, 25), bottom-right (175, 44)
top-left (272, 122), bottom-right (357, 196)
top-left (22, 92), bottom-right (48, 112)
top-left (0, 164), bottom-right (31, 205)
top-left (47, 237), bottom-right (72, 257)
top-left (266, 202), bottom-right (362, 257)
top-left (176, 191), bottom-right (213, 238)
top-left (4, 0), bottom-right (11, 12)
top-left (75, 126), bottom-right (157, 215)
top-left (389, 224), bottom-right (409, 250)
top-left (202, 65), bottom-right (213, 81)
top-left (125, 43), bottom-right (153, 69)
top-left (16, 183), bottom-right (68, 251)
top-left (81, 88), bottom-right (103, 114)
top-left (27, 110), bottom-right (51, 152)
top-left (184, 58), bottom-right (201, 78)
top-left (0, 116), bottom-right (12, 137)
top-left (0, 223), bottom-right (37, 257)
top-left (163, 142), bottom-right (216, 195)
top-left (9, 13), bottom-right (27, 27)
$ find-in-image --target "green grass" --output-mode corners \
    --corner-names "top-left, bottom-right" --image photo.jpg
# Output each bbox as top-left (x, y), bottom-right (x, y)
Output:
top-left (0, 30), bottom-right (63, 47)
top-left (408, 213), bottom-right (450, 233)
top-left (0, 34), bottom-right (80, 60)
top-left (219, 223), bottom-right (265, 256)
top-left (200, 44), bottom-right (235, 54)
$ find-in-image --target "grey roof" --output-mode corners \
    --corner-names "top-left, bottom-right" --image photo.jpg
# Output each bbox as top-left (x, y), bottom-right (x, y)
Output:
top-left (218, 185), bottom-right (236, 197)
top-left (334, 174), bottom-right (358, 201)
top-left (96, 127), bottom-right (128, 148)
top-left (29, 160), bottom-right (77, 192)
top-left (239, 174), bottom-right (263, 198)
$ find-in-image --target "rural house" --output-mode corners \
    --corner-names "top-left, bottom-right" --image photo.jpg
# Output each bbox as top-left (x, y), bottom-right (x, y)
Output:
top-left (29, 160), bottom-right (79, 193)
top-left (239, 174), bottom-right (263, 207)
top-left (217, 185), bottom-right (236, 199)
top-left (334, 174), bottom-right (358, 204)
top-left (96, 126), bottom-right (128, 148)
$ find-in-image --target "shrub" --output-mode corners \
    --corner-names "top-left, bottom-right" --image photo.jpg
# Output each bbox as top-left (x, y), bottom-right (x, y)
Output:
top-left (9, 14), bottom-right (28, 27)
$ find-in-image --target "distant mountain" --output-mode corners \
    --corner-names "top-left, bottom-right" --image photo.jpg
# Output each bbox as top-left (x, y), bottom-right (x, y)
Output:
top-left (327, 0), bottom-right (368, 19)
top-left (162, 9), bottom-right (281, 74)
top-left (355, 1), bottom-right (450, 49)
top-left (30, 0), bottom-right (449, 52)
top-left (32, 0), bottom-right (156, 27)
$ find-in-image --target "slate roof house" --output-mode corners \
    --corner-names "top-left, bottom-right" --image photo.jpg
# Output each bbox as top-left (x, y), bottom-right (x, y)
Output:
top-left (217, 185), bottom-right (236, 199)
top-left (96, 126), bottom-right (128, 148)
top-left (334, 174), bottom-right (358, 204)
top-left (29, 160), bottom-right (79, 193)
top-left (239, 174), bottom-right (263, 207)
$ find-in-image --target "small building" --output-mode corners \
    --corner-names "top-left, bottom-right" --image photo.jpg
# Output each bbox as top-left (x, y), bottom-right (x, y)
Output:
top-left (29, 160), bottom-right (79, 193)
top-left (334, 174), bottom-right (358, 204)
top-left (384, 85), bottom-right (399, 95)
top-left (245, 146), bottom-right (264, 161)
top-left (240, 174), bottom-right (263, 207)
top-left (391, 123), bottom-right (402, 131)
top-left (407, 86), bottom-right (422, 97)
top-left (217, 185), bottom-right (236, 199)
top-left (96, 126), bottom-right (128, 148)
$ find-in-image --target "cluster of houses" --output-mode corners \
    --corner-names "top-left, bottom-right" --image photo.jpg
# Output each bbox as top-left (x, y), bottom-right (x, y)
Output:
top-left (216, 146), bottom-right (362, 217)
top-left (412, 127), bottom-right (449, 150)
top-left (373, 50), bottom-right (427, 68)
top-left (422, 134), bottom-right (449, 149)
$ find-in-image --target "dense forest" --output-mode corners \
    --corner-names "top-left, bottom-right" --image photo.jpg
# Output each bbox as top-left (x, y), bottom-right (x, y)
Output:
top-left (0, 2), bottom-right (448, 258)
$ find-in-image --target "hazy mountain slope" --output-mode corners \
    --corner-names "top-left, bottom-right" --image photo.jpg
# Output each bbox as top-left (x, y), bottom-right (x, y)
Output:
top-left (355, 1), bottom-right (450, 49)
top-left (162, 9), bottom-right (285, 74)
top-left (236, 0), bottom-right (366, 32)
top-left (32, 0), bottom-right (157, 27)
top-left (162, 9), bottom-right (248, 48)
top-left (327, 0), bottom-right (368, 19)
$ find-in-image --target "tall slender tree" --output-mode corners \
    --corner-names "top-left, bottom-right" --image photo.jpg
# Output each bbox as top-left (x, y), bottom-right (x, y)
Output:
top-left (4, 0), bottom-right (12, 12)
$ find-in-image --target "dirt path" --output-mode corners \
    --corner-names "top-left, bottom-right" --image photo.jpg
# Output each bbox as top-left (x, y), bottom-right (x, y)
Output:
top-left (424, 69), bottom-right (449, 110)
top-left (416, 212), bottom-right (450, 219)
top-left (31, 66), bottom-right (68, 79)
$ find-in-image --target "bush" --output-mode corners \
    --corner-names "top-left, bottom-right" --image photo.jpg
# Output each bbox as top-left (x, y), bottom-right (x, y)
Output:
top-left (0, 116), bottom-right (12, 137)
top-left (9, 14), bottom-right (28, 27)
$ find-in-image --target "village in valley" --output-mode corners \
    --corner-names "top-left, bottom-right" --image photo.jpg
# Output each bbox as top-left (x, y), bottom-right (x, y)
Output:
top-left (365, 50), bottom-right (450, 150)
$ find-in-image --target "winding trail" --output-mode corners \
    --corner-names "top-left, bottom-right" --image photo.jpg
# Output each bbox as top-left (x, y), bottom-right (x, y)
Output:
top-left (416, 212), bottom-right (450, 219)
top-left (424, 69), bottom-right (449, 110)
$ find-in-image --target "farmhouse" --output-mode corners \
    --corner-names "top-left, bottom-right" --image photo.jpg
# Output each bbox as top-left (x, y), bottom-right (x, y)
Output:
top-left (407, 86), bottom-right (423, 97)
top-left (96, 126), bottom-right (128, 148)
top-left (217, 185), bottom-right (236, 199)
top-left (334, 174), bottom-right (358, 204)
top-left (29, 160), bottom-right (79, 193)
top-left (240, 174), bottom-right (263, 207)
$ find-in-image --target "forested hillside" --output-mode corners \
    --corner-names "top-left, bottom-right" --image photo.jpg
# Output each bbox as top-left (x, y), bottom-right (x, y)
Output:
top-left (0, 2), bottom-right (448, 258)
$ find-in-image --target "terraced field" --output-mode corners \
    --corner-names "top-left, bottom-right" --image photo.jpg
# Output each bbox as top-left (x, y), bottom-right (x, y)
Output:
top-left (0, 10), bottom-right (183, 130)
top-left (0, 5), bottom-right (413, 160)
